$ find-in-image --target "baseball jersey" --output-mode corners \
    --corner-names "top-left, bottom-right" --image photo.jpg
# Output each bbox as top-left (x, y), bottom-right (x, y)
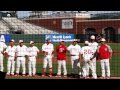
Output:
top-left (16, 45), bottom-right (28, 57)
top-left (56, 45), bottom-right (67, 60)
top-left (27, 46), bottom-right (39, 57)
top-left (0, 42), bottom-right (7, 54)
top-left (81, 46), bottom-right (94, 60)
top-left (67, 44), bottom-right (81, 60)
top-left (97, 44), bottom-right (112, 59)
top-left (88, 42), bottom-right (98, 53)
top-left (5, 46), bottom-right (16, 57)
top-left (42, 43), bottom-right (54, 58)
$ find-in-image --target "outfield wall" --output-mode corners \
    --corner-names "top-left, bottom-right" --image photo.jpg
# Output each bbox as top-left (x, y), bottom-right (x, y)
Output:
top-left (1, 34), bottom-right (120, 43)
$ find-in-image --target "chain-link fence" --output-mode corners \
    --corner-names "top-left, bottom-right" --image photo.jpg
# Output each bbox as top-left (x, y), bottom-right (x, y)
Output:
top-left (0, 11), bottom-right (120, 79)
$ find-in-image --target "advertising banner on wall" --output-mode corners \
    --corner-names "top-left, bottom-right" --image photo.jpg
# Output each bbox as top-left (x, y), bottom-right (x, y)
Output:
top-left (45, 34), bottom-right (75, 42)
top-left (0, 34), bottom-right (11, 43)
top-left (62, 19), bottom-right (73, 29)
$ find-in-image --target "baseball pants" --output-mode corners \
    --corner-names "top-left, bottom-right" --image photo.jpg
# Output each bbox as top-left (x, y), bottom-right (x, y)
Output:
top-left (71, 59), bottom-right (81, 75)
top-left (86, 58), bottom-right (96, 76)
top-left (57, 60), bottom-right (67, 75)
top-left (100, 59), bottom-right (110, 77)
top-left (82, 60), bottom-right (97, 79)
top-left (7, 56), bottom-right (15, 75)
top-left (43, 57), bottom-right (52, 69)
top-left (0, 54), bottom-right (4, 72)
top-left (28, 56), bottom-right (36, 75)
top-left (16, 57), bottom-right (26, 75)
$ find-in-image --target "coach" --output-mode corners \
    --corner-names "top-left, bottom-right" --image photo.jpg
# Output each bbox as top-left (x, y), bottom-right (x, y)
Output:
top-left (97, 38), bottom-right (112, 79)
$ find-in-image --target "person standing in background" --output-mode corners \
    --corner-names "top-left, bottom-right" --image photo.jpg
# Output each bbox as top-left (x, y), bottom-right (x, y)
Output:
top-left (41, 39), bottom-right (54, 77)
top-left (5, 39), bottom-right (16, 76)
top-left (56, 40), bottom-right (67, 77)
top-left (27, 41), bottom-right (39, 77)
top-left (0, 39), bottom-right (7, 72)
top-left (15, 40), bottom-right (28, 76)
top-left (97, 38), bottom-right (112, 79)
top-left (67, 39), bottom-right (82, 78)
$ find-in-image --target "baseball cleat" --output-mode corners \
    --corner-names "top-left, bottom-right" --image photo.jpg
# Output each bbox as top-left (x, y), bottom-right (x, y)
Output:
top-left (11, 73), bottom-right (14, 76)
top-left (48, 75), bottom-right (52, 77)
top-left (86, 76), bottom-right (90, 79)
top-left (63, 75), bottom-right (67, 77)
top-left (106, 76), bottom-right (110, 79)
top-left (41, 74), bottom-right (46, 77)
top-left (6, 73), bottom-right (10, 76)
top-left (91, 77), bottom-right (97, 79)
top-left (15, 74), bottom-right (19, 76)
top-left (99, 77), bottom-right (105, 79)
top-left (55, 75), bottom-right (61, 77)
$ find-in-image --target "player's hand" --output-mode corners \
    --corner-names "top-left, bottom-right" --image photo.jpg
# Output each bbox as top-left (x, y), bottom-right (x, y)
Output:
top-left (109, 57), bottom-right (112, 62)
top-left (90, 58), bottom-right (92, 61)
top-left (45, 52), bottom-right (48, 55)
top-left (1, 51), bottom-right (4, 55)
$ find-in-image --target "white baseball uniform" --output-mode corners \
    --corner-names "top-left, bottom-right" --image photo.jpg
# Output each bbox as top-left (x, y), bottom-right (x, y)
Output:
top-left (87, 42), bottom-right (98, 75)
top-left (0, 41), bottom-right (7, 72)
top-left (5, 46), bottom-right (16, 75)
top-left (67, 44), bottom-right (81, 75)
top-left (27, 46), bottom-right (39, 76)
top-left (16, 45), bottom-right (27, 75)
top-left (42, 43), bottom-right (54, 69)
top-left (81, 46), bottom-right (97, 79)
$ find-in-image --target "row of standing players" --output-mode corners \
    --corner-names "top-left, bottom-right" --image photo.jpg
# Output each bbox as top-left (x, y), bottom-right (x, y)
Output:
top-left (0, 35), bottom-right (112, 79)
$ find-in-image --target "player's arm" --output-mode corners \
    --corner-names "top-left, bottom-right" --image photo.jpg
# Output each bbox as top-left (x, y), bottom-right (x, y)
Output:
top-left (2, 43), bottom-right (7, 55)
top-left (36, 47), bottom-right (40, 55)
top-left (108, 45), bottom-right (112, 61)
top-left (51, 44), bottom-right (54, 55)
top-left (80, 48), bottom-right (83, 65)
top-left (90, 51), bottom-right (98, 61)
top-left (42, 44), bottom-right (48, 55)
top-left (80, 54), bottom-right (83, 65)
top-left (14, 52), bottom-right (17, 61)
top-left (5, 49), bottom-right (8, 60)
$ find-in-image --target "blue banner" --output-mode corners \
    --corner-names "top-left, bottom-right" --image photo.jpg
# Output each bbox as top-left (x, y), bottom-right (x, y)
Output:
top-left (0, 34), bottom-right (11, 43)
top-left (45, 34), bottom-right (75, 42)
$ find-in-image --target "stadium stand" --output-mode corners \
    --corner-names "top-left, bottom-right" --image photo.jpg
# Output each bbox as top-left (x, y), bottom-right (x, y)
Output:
top-left (2, 17), bottom-right (58, 34)
top-left (0, 20), bottom-right (10, 34)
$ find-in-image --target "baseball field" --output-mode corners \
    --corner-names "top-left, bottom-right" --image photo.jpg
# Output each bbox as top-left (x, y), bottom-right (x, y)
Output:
top-left (4, 42), bottom-right (120, 79)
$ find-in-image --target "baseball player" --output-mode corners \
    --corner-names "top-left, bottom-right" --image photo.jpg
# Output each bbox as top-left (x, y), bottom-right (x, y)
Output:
top-left (81, 41), bottom-right (97, 79)
top-left (56, 40), bottom-right (67, 77)
top-left (15, 40), bottom-right (28, 76)
top-left (42, 39), bottom-right (54, 77)
top-left (5, 39), bottom-right (16, 76)
top-left (97, 38), bottom-right (112, 79)
top-left (67, 39), bottom-right (82, 78)
top-left (0, 39), bottom-right (7, 72)
top-left (27, 41), bottom-right (39, 76)
top-left (87, 35), bottom-right (98, 77)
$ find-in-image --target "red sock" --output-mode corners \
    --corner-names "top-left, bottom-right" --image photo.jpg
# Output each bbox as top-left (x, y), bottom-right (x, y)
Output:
top-left (43, 68), bottom-right (46, 75)
top-left (49, 68), bottom-right (52, 75)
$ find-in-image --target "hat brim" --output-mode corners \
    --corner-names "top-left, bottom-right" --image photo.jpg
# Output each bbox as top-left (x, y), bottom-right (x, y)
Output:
top-left (19, 42), bottom-right (23, 43)
top-left (10, 41), bottom-right (14, 42)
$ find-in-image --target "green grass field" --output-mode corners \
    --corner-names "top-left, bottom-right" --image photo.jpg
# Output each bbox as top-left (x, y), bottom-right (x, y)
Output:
top-left (4, 43), bottom-right (120, 79)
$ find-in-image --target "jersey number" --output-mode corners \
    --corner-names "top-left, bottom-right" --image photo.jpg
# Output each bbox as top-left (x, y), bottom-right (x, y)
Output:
top-left (59, 48), bottom-right (64, 52)
top-left (84, 50), bottom-right (92, 54)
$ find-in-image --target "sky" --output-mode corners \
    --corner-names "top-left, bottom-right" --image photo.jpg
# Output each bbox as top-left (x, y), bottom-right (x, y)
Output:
top-left (17, 11), bottom-right (120, 18)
